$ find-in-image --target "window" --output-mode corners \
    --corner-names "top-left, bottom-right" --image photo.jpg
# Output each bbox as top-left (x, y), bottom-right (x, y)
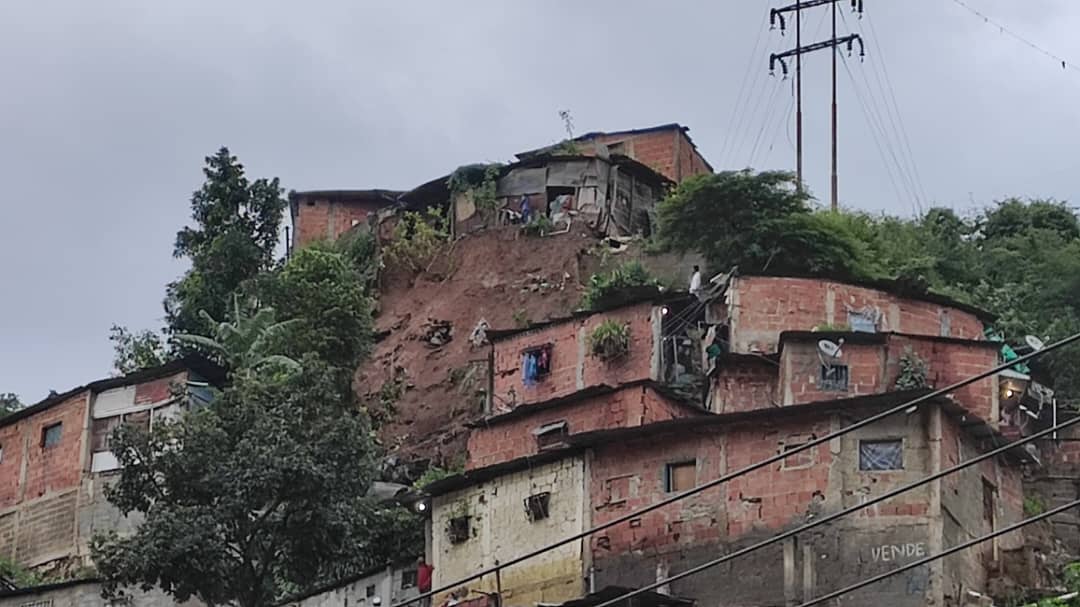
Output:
top-left (522, 344), bottom-right (552, 385)
top-left (41, 423), bottom-right (62, 449)
top-left (401, 569), bottom-right (418, 589)
top-left (524, 492), bottom-right (551, 522)
top-left (0, 443), bottom-right (4, 463)
top-left (859, 439), bottom-right (903, 471)
top-left (447, 516), bottom-right (470, 544)
top-left (366, 585), bottom-right (376, 598)
top-left (664, 461), bottom-right (696, 493)
top-left (533, 421), bottom-right (568, 450)
top-left (940, 310), bottom-right (951, 337)
top-left (780, 436), bottom-right (815, 469)
top-left (819, 364), bottom-right (849, 391)
top-left (848, 310), bottom-right (878, 333)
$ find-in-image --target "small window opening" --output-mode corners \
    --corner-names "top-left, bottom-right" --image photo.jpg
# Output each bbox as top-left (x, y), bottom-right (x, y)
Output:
top-left (0, 443), bottom-right (4, 463)
top-left (664, 461), bottom-right (696, 493)
top-left (859, 439), bottom-right (903, 471)
top-left (524, 492), bottom-right (551, 522)
top-left (533, 421), bottom-right (569, 450)
top-left (41, 422), bottom-right (63, 449)
top-left (401, 570), bottom-right (418, 589)
top-left (780, 436), bottom-right (815, 469)
top-left (546, 186), bottom-right (575, 213)
top-left (982, 479), bottom-right (996, 525)
top-left (366, 585), bottom-right (376, 598)
top-left (848, 311), bottom-right (878, 333)
top-left (940, 310), bottom-right (951, 337)
top-left (819, 364), bottom-right (850, 391)
top-left (522, 344), bottom-right (552, 386)
top-left (447, 516), bottom-right (470, 544)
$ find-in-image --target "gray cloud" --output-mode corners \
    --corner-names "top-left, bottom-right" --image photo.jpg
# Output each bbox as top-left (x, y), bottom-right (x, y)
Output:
top-left (2, 0), bottom-right (1078, 401)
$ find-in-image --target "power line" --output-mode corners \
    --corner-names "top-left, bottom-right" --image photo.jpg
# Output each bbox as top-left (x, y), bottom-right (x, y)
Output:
top-left (591, 412), bottom-right (1080, 607)
top-left (951, 0), bottom-right (1080, 74)
top-left (798, 497), bottom-right (1080, 606)
top-left (393, 330), bottom-right (1080, 607)
top-left (863, 10), bottom-right (930, 210)
top-left (838, 51), bottom-right (910, 211)
top-left (719, 9), bottom-right (772, 168)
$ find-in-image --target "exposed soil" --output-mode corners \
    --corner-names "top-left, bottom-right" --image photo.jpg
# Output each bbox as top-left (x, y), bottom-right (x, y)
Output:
top-left (355, 224), bottom-right (599, 469)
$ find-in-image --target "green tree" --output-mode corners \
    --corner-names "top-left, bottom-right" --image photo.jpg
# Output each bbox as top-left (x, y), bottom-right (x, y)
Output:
top-left (91, 356), bottom-right (387, 607)
top-left (109, 325), bottom-right (168, 375)
top-left (174, 297), bottom-right (300, 372)
top-left (0, 393), bottom-right (22, 419)
top-left (165, 148), bottom-right (286, 339)
top-left (245, 246), bottom-right (373, 372)
top-left (655, 170), bottom-right (872, 278)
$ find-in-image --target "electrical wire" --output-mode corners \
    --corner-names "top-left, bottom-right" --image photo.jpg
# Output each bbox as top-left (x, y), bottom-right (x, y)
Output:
top-left (590, 412), bottom-right (1080, 607)
top-left (839, 51), bottom-right (910, 212)
top-left (725, 22), bottom-right (780, 169)
top-left (393, 330), bottom-right (1080, 607)
top-left (797, 497), bottom-right (1080, 606)
top-left (950, 0), bottom-right (1080, 74)
top-left (864, 10), bottom-right (931, 210)
top-left (719, 8), bottom-right (772, 168)
top-left (746, 80), bottom-right (785, 167)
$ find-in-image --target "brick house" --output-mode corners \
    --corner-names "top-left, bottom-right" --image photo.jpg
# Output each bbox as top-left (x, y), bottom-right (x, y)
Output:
top-left (423, 273), bottom-right (1047, 607)
top-left (516, 124), bottom-right (713, 184)
top-left (290, 189), bottom-right (402, 249)
top-left (0, 356), bottom-right (223, 570)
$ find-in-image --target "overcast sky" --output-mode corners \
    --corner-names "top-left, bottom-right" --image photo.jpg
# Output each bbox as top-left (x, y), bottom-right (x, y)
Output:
top-left (2, 0), bottom-right (1078, 403)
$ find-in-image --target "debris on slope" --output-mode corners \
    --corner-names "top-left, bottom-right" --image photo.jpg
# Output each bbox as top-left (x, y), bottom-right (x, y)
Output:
top-left (355, 224), bottom-right (597, 467)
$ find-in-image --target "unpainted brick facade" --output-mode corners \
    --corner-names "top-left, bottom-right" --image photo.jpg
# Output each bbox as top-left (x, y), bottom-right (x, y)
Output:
top-left (291, 193), bottom-right (391, 249)
top-left (467, 383), bottom-right (694, 470)
top-left (582, 127), bottom-right (711, 183)
top-left (442, 404), bottom-right (1015, 606)
top-left (490, 303), bottom-right (661, 409)
top-left (725, 276), bottom-right (987, 354)
top-left (0, 392), bottom-right (89, 567)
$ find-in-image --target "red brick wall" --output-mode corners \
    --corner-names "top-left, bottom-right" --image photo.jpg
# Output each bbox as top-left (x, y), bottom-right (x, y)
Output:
top-left (885, 335), bottom-right (998, 424)
top-left (467, 384), bottom-right (692, 469)
top-left (781, 342), bottom-right (886, 405)
top-left (133, 372), bottom-right (185, 405)
top-left (587, 129), bottom-right (710, 183)
top-left (0, 392), bottom-right (88, 509)
top-left (708, 359), bottom-right (778, 412)
top-left (492, 303), bottom-right (657, 407)
top-left (294, 199), bottom-right (383, 248)
top-left (731, 277), bottom-right (986, 354)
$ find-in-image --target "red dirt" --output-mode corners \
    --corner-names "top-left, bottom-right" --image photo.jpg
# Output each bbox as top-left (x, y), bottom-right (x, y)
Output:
top-left (355, 224), bottom-right (599, 466)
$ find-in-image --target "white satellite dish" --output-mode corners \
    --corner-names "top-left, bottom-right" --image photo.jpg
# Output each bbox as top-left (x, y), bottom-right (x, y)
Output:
top-left (1025, 335), bottom-right (1046, 351)
top-left (818, 339), bottom-right (843, 359)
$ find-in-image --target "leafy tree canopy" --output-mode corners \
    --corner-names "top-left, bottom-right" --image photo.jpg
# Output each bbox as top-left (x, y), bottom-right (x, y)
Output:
top-left (109, 325), bottom-right (168, 375)
top-left (0, 393), bottom-right (22, 419)
top-left (165, 148), bottom-right (286, 338)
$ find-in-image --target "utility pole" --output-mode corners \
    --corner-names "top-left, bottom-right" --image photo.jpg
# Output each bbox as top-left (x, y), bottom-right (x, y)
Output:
top-left (770, 0), bottom-right (865, 206)
top-left (831, 0), bottom-right (838, 210)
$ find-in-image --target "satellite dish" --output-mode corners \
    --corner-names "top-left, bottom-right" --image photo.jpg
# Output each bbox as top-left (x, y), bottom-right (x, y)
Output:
top-left (1025, 335), bottom-right (1046, 351)
top-left (818, 339), bottom-right (843, 359)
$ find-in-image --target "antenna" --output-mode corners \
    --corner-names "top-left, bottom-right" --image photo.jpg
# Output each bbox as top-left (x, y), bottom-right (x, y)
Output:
top-left (817, 339), bottom-right (843, 359)
top-left (1025, 335), bottom-right (1046, 351)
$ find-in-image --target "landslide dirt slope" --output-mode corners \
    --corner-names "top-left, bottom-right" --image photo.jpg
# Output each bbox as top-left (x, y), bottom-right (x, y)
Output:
top-left (356, 225), bottom-right (597, 467)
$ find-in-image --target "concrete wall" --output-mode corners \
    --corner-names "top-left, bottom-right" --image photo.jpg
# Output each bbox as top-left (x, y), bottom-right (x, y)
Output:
top-left (940, 416), bottom-right (1026, 601)
top-left (491, 303), bottom-right (659, 408)
top-left (288, 565), bottom-right (419, 607)
top-left (431, 458), bottom-right (586, 607)
top-left (0, 581), bottom-right (196, 607)
top-left (467, 384), bottom-right (691, 470)
top-left (0, 392), bottom-right (89, 567)
top-left (728, 276), bottom-right (986, 354)
top-left (587, 408), bottom-right (942, 606)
